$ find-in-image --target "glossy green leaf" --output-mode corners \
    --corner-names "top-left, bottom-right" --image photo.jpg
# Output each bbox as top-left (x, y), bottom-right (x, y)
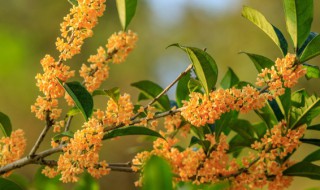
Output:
top-left (301, 139), bottom-right (320, 146)
top-left (215, 110), bottom-right (238, 138)
top-left (131, 80), bottom-right (170, 111)
top-left (53, 131), bottom-right (74, 141)
top-left (67, 0), bottom-right (78, 6)
top-left (103, 126), bottom-right (164, 140)
top-left (308, 124), bottom-right (320, 131)
top-left (0, 112), bottom-right (12, 137)
top-left (300, 34), bottom-right (320, 62)
top-left (303, 64), bottom-right (320, 79)
top-left (143, 156), bottom-right (173, 190)
top-left (59, 80), bottom-right (93, 121)
top-left (116, 0), bottom-right (137, 30)
top-left (241, 52), bottom-right (274, 72)
top-left (284, 161), bottom-right (320, 180)
top-left (220, 67), bottom-right (239, 89)
top-left (283, 0), bottom-right (313, 49)
top-left (297, 32), bottom-right (318, 56)
top-left (176, 71), bottom-right (191, 107)
top-left (74, 172), bottom-right (99, 190)
top-left (169, 44), bottom-right (218, 94)
top-left (303, 149), bottom-right (320, 162)
top-left (0, 178), bottom-right (23, 190)
top-left (290, 92), bottom-right (320, 128)
top-left (268, 99), bottom-right (284, 121)
top-left (242, 6), bottom-right (288, 55)
top-left (188, 78), bottom-right (202, 93)
top-left (254, 102), bottom-right (278, 129)
top-left (276, 88), bottom-right (291, 120)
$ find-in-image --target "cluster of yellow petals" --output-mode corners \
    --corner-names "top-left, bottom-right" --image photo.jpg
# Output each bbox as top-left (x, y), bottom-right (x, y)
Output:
top-left (106, 30), bottom-right (138, 64)
top-left (43, 118), bottom-right (110, 182)
top-left (95, 93), bottom-right (134, 127)
top-left (182, 54), bottom-right (305, 127)
top-left (0, 129), bottom-right (26, 177)
top-left (56, 0), bottom-right (106, 61)
top-left (31, 96), bottom-right (62, 120)
top-left (256, 53), bottom-right (306, 96)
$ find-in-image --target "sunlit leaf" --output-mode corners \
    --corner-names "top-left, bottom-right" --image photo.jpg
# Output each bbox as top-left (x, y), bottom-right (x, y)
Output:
top-left (303, 64), bottom-right (320, 80)
top-left (242, 6), bottom-right (288, 55)
top-left (53, 131), bottom-right (74, 141)
top-left (0, 112), bottom-right (12, 137)
top-left (298, 32), bottom-right (318, 56)
top-left (66, 107), bottom-right (80, 117)
top-left (188, 78), bottom-right (202, 93)
top-left (254, 102), bottom-right (278, 129)
top-left (284, 161), bottom-right (320, 180)
top-left (283, 0), bottom-right (313, 49)
top-left (103, 126), bottom-right (164, 140)
top-left (220, 67), bottom-right (239, 89)
top-left (300, 34), bottom-right (320, 62)
top-left (276, 88), bottom-right (291, 121)
top-left (142, 156), bottom-right (173, 190)
top-left (168, 44), bottom-right (218, 94)
top-left (131, 80), bottom-right (170, 111)
top-left (58, 80), bottom-right (93, 121)
top-left (116, 0), bottom-right (137, 30)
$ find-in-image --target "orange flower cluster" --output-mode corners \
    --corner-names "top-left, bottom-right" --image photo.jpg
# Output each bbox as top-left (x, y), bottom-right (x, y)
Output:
top-left (43, 118), bottom-right (110, 182)
top-left (0, 129), bottom-right (26, 177)
top-left (181, 86), bottom-right (270, 127)
top-left (182, 54), bottom-right (305, 127)
top-left (79, 31), bottom-right (138, 92)
top-left (256, 53), bottom-right (306, 96)
top-left (106, 30), bottom-right (138, 64)
top-left (56, 0), bottom-right (106, 61)
top-left (95, 93), bottom-right (134, 127)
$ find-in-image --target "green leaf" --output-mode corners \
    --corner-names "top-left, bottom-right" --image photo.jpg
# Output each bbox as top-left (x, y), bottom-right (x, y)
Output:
top-left (252, 122), bottom-right (268, 139)
top-left (0, 112), bottom-right (12, 137)
top-left (242, 6), bottom-right (288, 55)
top-left (103, 126), bottom-right (164, 140)
top-left (283, 0), bottom-right (313, 49)
top-left (138, 93), bottom-right (149, 102)
top-left (303, 149), bottom-right (320, 162)
top-left (290, 92), bottom-right (320, 128)
top-left (33, 166), bottom-right (62, 190)
top-left (92, 87), bottom-right (120, 101)
top-left (301, 138), bottom-right (320, 146)
top-left (0, 178), bottom-right (23, 190)
top-left (284, 161), bottom-right (320, 180)
top-left (215, 110), bottom-right (238, 138)
top-left (297, 32), bottom-right (318, 56)
top-left (188, 78), bottom-right (202, 93)
top-left (169, 44), bottom-right (218, 94)
top-left (303, 64), bottom-right (320, 80)
top-left (67, 0), bottom-right (78, 6)
top-left (74, 172), bottom-right (99, 190)
top-left (229, 119), bottom-right (256, 141)
top-left (228, 134), bottom-right (252, 157)
top-left (142, 156), bottom-right (173, 190)
top-left (53, 131), bottom-right (74, 141)
top-left (59, 80), bottom-right (93, 121)
top-left (276, 88), bottom-right (291, 121)
top-left (176, 72), bottom-right (191, 107)
top-left (116, 0), bottom-right (137, 30)
top-left (220, 67), bottom-right (239, 89)
top-left (300, 34), bottom-right (320, 62)
top-left (254, 102), bottom-right (278, 129)
top-left (131, 80), bottom-right (170, 111)
top-left (240, 52), bottom-right (274, 72)
top-left (66, 107), bottom-right (81, 117)
top-left (308, 124), bottom-right (320, 131)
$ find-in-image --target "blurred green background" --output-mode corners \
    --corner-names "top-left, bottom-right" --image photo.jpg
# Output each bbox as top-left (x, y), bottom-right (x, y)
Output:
top-left (1, 0), bottom-right (320, 189)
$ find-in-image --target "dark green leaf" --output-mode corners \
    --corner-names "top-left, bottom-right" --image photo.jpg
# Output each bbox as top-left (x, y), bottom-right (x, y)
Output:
top-left (300, 34), bottom-right (320, 62)
top-left (234, 81), bottom-right (254, 89)
top-left (297, 32), bottom-right (318, 56)
top-left (176, 71), bottom-right (191, 107)
top-left (220, 67), bottom-right (239, 89)
top-left (67, 0), bottom-right (78, 6)
top-left (33, 166), bottom-right (62, 190)
top-left (303, 64), bottom-right (320, 79)
top-left (131, 80), bottom-right (170, 111)
top-left (229, 119), bottom-right (256, 141)
top-left (301, 138), bottom-right (320, 146)
top-left (188, 78), bottom-right (202, 93)
top-left (92, 87), bottom-right (120, 101)
top-left (291, 89), bottom-right (308, 108)
top-left (103, 126), bottom-right (164, 140)
top-left (74, 172), bottom-right (99, 190)
top-left (59, 80), bottom-right (93, 121)
top-left (116, 0), bottom-right (137, 30)
top-left (254, 103), bottom-right (278, 129)
top-left (284, 161), bottom-right (320, 180)
top-left (268, 99), bottom-right (284, 121)
top-left (242, 6), bottom-right (288, 55)
top-left (53, 131), bottom-right (74, 141)
top-left (215, 110), bottom-right (238, 138)
top-left (0, 112), bottom-right (12, 137)
top-left (308, 124), bottom-right (320, 131)
top-left (252, 122), bottom-right (268, 139)
top-left (228, 134), bottom-right (252, 157)
top-left (143, 156), bottom-right (173, 190)
top-left (283, 0), bottom-right (313, 49)
top-left (276, 88), bottom-right (291, 121)
top-left (168, 44), bottom-right (218, 94)
top-left (138, 93), bottom-right (149, 102)
top-left (303, 149), bottom-right (320, 162)
top-left (0, 178), bottom-right (23, 190)
top-left (7, 174), bottom-right (28, 190)
top-left (240, 52), bottom-right (274, 72)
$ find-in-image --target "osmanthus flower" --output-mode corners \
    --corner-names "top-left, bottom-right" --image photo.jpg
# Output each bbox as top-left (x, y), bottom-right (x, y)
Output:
top-left (43, 118), bottom-right (110, 182)
top-left (31, 96), bottom-right (62, 120)
top-left (0, 129), bottom-right (26, 177)
top-left (56, 0), bottom-right (107, 61)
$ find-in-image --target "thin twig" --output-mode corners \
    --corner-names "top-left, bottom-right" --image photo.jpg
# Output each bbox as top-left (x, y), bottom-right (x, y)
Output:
top-left (64, 115), bottom-right (73, 132)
